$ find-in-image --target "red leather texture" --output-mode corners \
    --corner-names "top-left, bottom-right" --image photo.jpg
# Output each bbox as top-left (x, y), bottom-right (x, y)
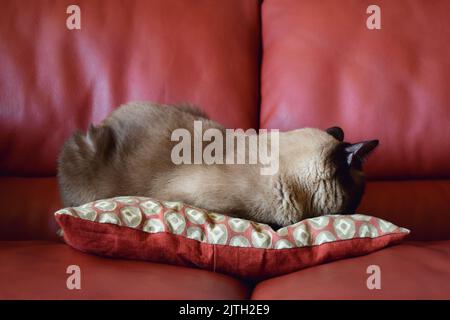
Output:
top-left (251, 240), bottom-right (450, 299)
top-left (0, 178), bottom-right (61, 241)
top-left (358, 180), bottom-right (450, 241)
top-left (0, 0), bottom-right (261, 176)
top-left (1, 0), bottom-right (449, 300)
top-left (0, 241), bottom-right (250, 299)
top-left (261, 0), bottom-right (450, 179)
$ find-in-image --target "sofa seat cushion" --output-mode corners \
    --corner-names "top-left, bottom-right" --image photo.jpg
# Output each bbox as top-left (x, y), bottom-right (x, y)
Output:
top-left (0, 178), bottom-right (62, 241)
top-left (0, 241), bottom-right (250, 299)
top-left (358, 180), bottom-right (450, 241)
top-left (251, 240), bottom-right (450, 299)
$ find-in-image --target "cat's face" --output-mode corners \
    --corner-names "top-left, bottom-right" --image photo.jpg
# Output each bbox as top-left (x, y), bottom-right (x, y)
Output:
top-left (277, 127), bottom-right (378, 224)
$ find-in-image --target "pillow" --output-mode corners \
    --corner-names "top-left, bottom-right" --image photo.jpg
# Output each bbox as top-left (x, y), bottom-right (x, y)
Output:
top-left (55, 196), bottom-right (409, 280)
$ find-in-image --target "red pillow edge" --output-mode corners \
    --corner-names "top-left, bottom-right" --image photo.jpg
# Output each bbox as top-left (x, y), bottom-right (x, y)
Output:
top-left (56, 214), bottom-right (408, 280)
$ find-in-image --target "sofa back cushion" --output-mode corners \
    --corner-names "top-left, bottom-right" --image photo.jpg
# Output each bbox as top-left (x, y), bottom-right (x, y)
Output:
top-left (0, 0), bottom-right (261, 176)
top-left (260, 0), bottom-right (450, 179)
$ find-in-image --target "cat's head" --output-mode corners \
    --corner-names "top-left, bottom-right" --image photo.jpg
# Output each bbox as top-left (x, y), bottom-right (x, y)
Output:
top-left (277, 127), bottom-right (378, 225)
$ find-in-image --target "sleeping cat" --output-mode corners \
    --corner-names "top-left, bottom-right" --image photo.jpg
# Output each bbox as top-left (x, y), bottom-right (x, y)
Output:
top-left (57, 101), bottom-right (378, 226)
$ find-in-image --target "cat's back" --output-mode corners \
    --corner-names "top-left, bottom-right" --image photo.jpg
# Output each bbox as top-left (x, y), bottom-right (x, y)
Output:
top-left (57, 101), bottom-right (216, 206)
top-left (104, 101), bottom-right (210, 134)
top-left (103, 101), bottom-right (222, 153)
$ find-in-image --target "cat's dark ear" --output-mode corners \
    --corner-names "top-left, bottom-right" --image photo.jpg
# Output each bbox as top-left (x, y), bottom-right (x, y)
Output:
top-left (326, 126), bottom-right (344, 141)
top-left (345, 140), bottom-right (379, 166)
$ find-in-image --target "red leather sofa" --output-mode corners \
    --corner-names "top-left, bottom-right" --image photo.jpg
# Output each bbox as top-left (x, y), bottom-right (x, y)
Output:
top-left (1, 0), bottom-right (449, 299)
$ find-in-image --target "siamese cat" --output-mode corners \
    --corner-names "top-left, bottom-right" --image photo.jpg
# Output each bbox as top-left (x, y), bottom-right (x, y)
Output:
top-left (58, 101), bottom-right (378, 227)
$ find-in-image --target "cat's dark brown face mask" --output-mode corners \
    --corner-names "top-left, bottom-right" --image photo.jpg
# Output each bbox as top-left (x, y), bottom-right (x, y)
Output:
top-left (326, 126), bottom-right (379, 215)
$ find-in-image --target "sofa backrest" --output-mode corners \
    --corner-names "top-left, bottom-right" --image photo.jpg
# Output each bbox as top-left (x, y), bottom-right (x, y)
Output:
top-left (0, 0), bottom-right (449, 241)
top-left (0, 0), bottom-right (261, 177)
top-left (261, 0), bottom-right (450, 180)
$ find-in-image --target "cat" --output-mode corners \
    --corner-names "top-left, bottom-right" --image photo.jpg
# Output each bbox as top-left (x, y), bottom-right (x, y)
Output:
top-left (57, 101), bottom-right (378, 227)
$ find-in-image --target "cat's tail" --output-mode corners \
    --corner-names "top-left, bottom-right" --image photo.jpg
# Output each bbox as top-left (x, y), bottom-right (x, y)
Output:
top-left (57, 124), bottom-right (116, 207)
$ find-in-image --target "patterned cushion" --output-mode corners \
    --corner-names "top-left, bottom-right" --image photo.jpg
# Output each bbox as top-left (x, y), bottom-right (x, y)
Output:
top-left (55, 196), bottom-right (409, 279)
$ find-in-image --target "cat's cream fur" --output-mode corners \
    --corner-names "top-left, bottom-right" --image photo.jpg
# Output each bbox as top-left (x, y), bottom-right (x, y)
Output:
top-left (58, 101), bottom-right (377, 226)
